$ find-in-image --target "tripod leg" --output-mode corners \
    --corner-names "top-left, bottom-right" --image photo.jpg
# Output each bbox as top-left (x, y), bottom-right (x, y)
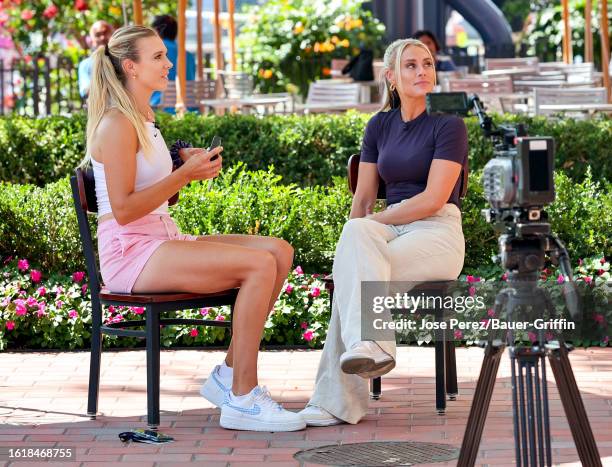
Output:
top-left (457, 343), bottom-right (505, 467)
top-left (548, 344), bottom-right (602, 467)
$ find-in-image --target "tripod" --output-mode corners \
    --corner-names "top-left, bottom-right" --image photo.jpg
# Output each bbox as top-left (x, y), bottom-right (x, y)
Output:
top-left (457, 271), bottom-right (602, 467)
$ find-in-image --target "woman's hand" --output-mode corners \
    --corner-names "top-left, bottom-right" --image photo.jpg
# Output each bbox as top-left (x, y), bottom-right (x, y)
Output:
top-left (178, 146), bottom-right (223, 183)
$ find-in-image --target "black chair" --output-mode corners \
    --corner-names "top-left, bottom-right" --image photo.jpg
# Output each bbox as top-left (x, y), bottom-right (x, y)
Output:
top-left (70, 167), bottom-right (238, 429)
top-left (323, 153), bottom-right (469, 414)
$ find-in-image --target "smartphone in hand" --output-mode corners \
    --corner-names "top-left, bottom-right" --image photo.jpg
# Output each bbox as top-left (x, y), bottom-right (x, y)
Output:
top-left (206, 135), bottom-right (222, 190)
top-left (208, 135), bottom-right (222, 161)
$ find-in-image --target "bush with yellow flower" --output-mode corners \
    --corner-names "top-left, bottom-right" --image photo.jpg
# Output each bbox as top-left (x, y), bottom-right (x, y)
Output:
top-left (237, 0), bottom-right (385, 98)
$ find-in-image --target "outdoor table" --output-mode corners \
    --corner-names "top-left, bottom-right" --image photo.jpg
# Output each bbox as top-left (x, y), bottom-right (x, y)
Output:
top-left (200, 95), bottom-right (293, 114)
top-left (296, 102), bottom-right (381, 114)
top-left (538, 103), bottom-right (612, 113)
top-left (481, 67), bottom-right (539, 77)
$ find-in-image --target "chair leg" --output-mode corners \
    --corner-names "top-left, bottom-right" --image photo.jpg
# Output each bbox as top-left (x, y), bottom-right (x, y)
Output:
top-left (435, 330), bottom-right (447, 415)
top-left (87, 297), bottom-right (103, 419)
top-left (445, 342), bottom-right (458, 400)
top-left (146, 305), bottom-right (160, 430)
top-left (370, 377), bottom-right (381, 400)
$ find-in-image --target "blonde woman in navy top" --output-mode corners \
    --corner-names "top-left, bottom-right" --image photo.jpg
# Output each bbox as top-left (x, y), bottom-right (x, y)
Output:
top-left (301, 38), bottom-right (468, 426)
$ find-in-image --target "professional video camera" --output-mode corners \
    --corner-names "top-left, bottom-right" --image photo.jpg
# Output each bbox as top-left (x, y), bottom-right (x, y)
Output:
top-left (426, 92), bottom-right (571, 276)
top-left (425, 92), bottom-right (601, 467)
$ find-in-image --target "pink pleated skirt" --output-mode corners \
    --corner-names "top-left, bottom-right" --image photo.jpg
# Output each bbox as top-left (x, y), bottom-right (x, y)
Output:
top-left (97, 213), bottom-right (198, 293)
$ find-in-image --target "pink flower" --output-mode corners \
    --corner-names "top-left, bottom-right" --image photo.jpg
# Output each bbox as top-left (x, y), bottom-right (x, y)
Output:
top-left (75, 0), bottom-right (88, 11)
top-left (303, 330), bottom-right (314, 341)
top-left (30, 269), bottom-right (42, 283)
top-left (528, 332), bottom-right (537, 343)
top-left (603, 336), bottom-right (610, 345)
top-left (300, 321), bottom-right (308, 329)
top-left (72, 271), bottom-right (85, 283)
top-left (468, 286), bottom-right (476, 297)
top-left (453, 330), bottom-right (463, 340)
top-left (584, 276), bottom-right (593, 285)
top-left (55, 300), bottom-right (63, 309)
top-left (15, 304), bottom-right (26, 316)
top-left (557, 274), bottom-right (565, 284)
top-left (20, 9), bottom-right (34, 21)
top-left (200, 307), bottom-right (209, 316)
top-left (36, 287), bottom-right (46, 296)
top-left (312, 274), bottom-right (319, 278)
top-left (601, 258), bottom-right (607, 265)
top-left (5, 321), bottom-right (15, 331)
top-left (43, 4), bottom-right (58, 19)
top-left (132, 307), bottom-right (144, 315)
top-left (190, 328), bottom-right (198, 337)
top-left (294, 266), bottom-right (304, 275)
top-left (1, 297), bottom-right (10, 307)
top-left (311, 287), bottom-right (321, 298)
top-left (578, 258), bottom-right (583, 266)
top-left (108, 305), bottom-right (115, 314)
top-left (545, 332), bottom-right (554, 342)
top-left (501, 273), bottom-right (508, 281)
top-left (466, 275), bottom-right (481, 283)
top-left (17, 259), bottom-right (29, 271)
top-left (37, 303), bottom-right (46, 317)
top-left (81, 284), bottom-right (88, 294)
top-left (26, 297), bottom-right (38, 307)
top-left (215, 315), bottom-right (226, 321)
top-left (69, 309), bottom-right (78, 319)
top-left (593, 313), bottom-right (605, 325)
top-left (598, 269), bottom-right (605, 276)
top-left (112, 315), bottom-right (123, 323)
top-left (487, 308), bottom-right (495, 317)
top-left (285, 284), bottom-right (294, 294)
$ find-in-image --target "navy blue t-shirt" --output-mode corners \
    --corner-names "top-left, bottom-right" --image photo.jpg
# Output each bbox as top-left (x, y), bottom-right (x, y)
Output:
top-left (360, 108), bottom-right (468, 207)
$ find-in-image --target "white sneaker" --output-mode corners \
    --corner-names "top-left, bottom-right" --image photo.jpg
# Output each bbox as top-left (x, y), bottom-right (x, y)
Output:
top-left (200, 365), bottom-right (232, 407)
top-left (220, 386), bottom-right (306, 432)
top-left (340, 341), bottom-right (395, 379)
top-left (299, 405), bottom-right (344, 427)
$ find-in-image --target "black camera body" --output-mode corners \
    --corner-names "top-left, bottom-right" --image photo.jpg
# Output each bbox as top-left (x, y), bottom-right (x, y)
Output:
top-left (483, 136), bottom-right (555, 209)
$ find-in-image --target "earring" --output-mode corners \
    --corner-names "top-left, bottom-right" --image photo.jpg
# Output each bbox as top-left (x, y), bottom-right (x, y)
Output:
top-left (390, 83), bottom-right (396, 92)
top-left (132, 74), bottom-right (137, 79)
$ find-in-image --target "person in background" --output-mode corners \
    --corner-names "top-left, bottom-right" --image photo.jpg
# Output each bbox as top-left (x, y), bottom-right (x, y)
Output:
top-left (78, 21), bottom-right (114, 98)
top-left (150, 15), bottom-right (196, 112)
top-left (412, 30), bottom-right (457, 72)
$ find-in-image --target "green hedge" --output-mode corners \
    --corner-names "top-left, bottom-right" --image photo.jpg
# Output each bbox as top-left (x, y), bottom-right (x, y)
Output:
top-left (1, 112), bottom-right (610, 186)
top-left (1, 165), bottom-right (610, 276)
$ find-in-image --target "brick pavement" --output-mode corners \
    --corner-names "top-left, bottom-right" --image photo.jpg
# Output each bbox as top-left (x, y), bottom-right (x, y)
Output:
top-left (1, 346), bottom-right (611, 466)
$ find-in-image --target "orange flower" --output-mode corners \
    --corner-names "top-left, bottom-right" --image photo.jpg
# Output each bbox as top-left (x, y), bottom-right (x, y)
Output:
top-left (262, 69), bottom-right (273, 79)
top-left (313, 42), bottom-right (321, 53)
top-left (293, 23), bottom-right (304, 34)
top-left (322, 67), bottom-right (331, 76)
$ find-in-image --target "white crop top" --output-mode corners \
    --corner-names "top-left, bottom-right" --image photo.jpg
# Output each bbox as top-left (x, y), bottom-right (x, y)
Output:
top-left (91, 122), bottom-right (173, 218)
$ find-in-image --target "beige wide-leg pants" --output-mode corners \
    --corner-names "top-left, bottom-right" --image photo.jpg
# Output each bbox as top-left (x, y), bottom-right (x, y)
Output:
top-left (308, 203), bottom-right (465, 424)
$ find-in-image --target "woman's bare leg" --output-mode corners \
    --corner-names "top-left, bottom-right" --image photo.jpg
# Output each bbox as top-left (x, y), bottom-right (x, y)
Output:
top-left (132, 240), bottom-right (277, 395)
top-left (196, 235), bottom-right (294, 368)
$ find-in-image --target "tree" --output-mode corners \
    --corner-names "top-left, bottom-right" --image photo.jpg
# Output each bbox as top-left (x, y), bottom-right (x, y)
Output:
top-left (237, 0), bottom-right (386, 98)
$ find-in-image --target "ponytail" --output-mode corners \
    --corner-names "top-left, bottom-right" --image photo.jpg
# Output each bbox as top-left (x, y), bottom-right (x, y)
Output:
top-left (82, 25), bottom-right (158, 167)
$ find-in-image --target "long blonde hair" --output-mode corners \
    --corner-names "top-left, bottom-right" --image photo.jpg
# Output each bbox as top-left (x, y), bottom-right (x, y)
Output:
top-left (379, 38), bottom-right (437, 112)
top-left (82, 25), bottom-right (158, 166)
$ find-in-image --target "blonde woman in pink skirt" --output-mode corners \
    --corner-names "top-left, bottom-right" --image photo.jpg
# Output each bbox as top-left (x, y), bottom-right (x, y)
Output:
top-left (82, 25), bottom-right (304, 432)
